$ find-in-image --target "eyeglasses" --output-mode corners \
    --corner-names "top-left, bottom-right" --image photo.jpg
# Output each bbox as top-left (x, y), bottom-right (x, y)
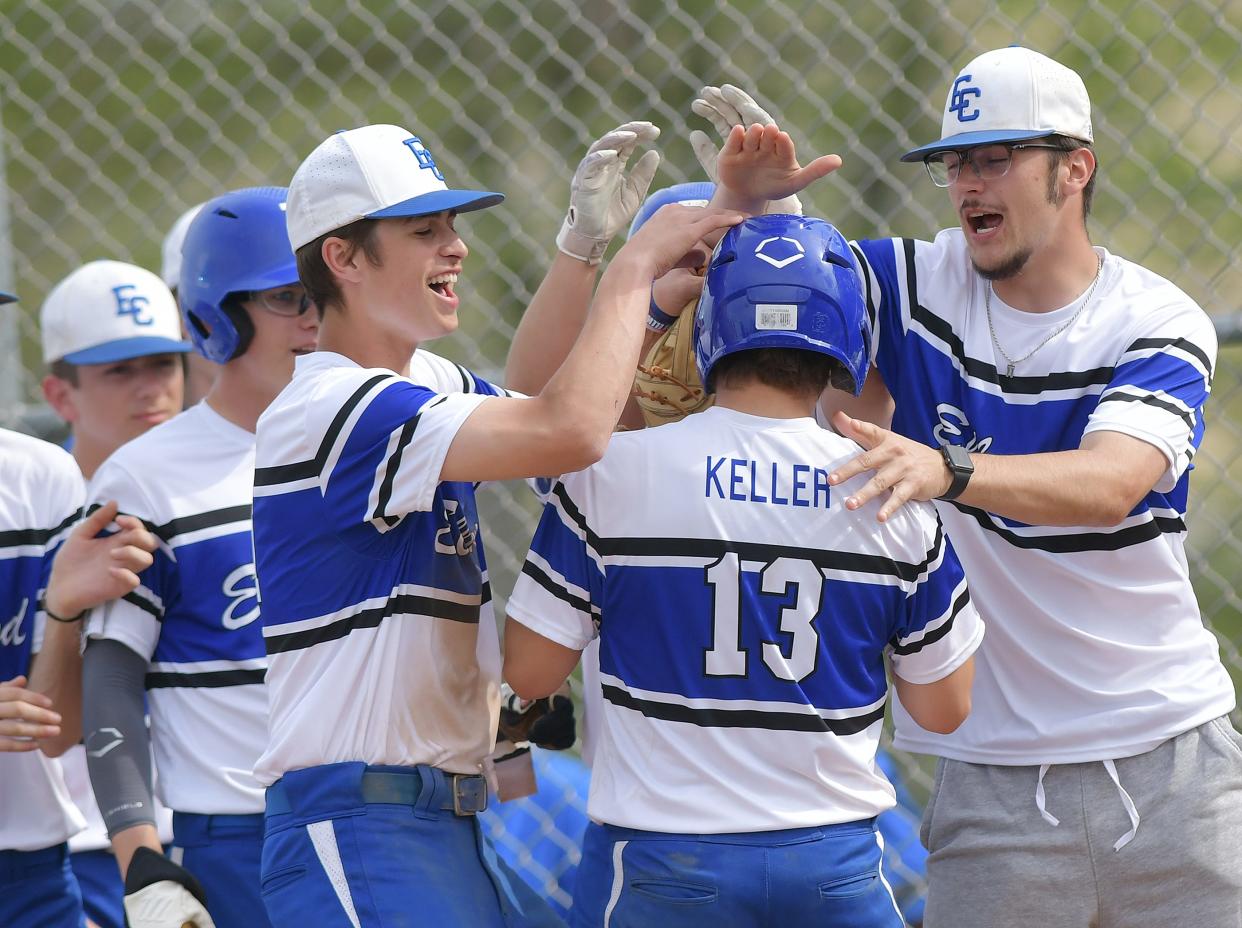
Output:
top-left (245, 285), bottom-right (313, 317)
top-left (923, 143), bottom-right (1064, 187)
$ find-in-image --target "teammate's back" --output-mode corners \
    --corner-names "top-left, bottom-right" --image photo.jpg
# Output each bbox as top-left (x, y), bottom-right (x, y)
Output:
top-left (504, 215), bottom-right (983, 927)
top-left (514, 404), bottom-right (975, 834)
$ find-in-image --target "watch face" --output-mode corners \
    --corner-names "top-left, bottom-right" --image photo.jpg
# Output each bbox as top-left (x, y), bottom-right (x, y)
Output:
top-left (944, 443), bottom-right (974, 473)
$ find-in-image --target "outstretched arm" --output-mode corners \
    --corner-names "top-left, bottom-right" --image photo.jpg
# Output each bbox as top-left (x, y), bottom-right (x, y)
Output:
top-left (442, 204), bottom-right (744, 482)
top-left (828, 413), bottom-right (1167, 526)
top-left (506, 122), bottom-right (661, 395)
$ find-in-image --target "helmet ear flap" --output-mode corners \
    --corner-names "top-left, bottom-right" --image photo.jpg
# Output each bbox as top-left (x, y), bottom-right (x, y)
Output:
top-left (220, 298), bottom-right (255, 362)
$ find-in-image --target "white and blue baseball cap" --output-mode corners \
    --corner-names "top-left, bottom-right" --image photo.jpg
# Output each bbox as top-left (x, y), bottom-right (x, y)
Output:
top-left (901, 47), bottom-right (1093, 162)
top-left (41, 260), bottom-right (192, 365)
top-left (160, 202), bottom-right (207, 289)
top-left (627, 182), bottom-right (716, 239)
top-left (286, 124), bottom-right (505, 251)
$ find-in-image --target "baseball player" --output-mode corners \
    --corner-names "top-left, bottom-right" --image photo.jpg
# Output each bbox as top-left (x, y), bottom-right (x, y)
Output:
top-left (80, 186), bottom-right (319, 928)
top-left (250, 121), bottom-right (739, 927)
top-left (2, 289), bottom-right (158, 928)
top-left (40, 260), bottom-right (191, 477)
top-left (502, 215), bottom-right (982, 927)
top-left (37, 259), bottom-right (191, 928)
top-left (160, 202), bottom-right (218, 408)
top-left (708, 48), bottom-right (1242, 927)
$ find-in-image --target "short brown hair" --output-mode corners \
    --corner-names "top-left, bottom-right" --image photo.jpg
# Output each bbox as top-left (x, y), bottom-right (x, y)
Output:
top-left (49, 359), bottom-right (79, 386)
top-left (295, 218), bottom-right (383, 314)
top-left (1045, 135), bottom-right (1097, 219)
top-left (710, 348), bottom-right (855, 397)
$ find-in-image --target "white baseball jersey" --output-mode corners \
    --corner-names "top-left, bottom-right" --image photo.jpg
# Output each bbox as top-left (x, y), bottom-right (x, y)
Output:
top-left (507, 406), bottom-right (984, 833)
top-left (852, 230), bottom-right (1232, 764)
top-left (252, 350), bottom-right (510, 784)
top-left (0, 429), bottom-right (87, 851)
top-left (87, 402), bottom-right (268, 813)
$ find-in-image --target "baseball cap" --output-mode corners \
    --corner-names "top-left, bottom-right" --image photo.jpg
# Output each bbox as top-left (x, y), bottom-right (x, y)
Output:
top-left (286, 125), bottom-right (505, 251)
top-left (627, 182), bottom-right (716, 239)
top-left (41, 260), bottom-right (192, 365)
top-left (160, 202), bottom-right (207, 289)
top-left (901, 47), bottom-right (1093, 162)
top-left (0, 292), bottom-right (15, 304)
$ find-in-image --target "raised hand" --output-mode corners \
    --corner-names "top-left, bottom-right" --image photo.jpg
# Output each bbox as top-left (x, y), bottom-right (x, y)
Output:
top-left (716, 123), bottom-right (842, 212)
top-left (557, 121), bottom-right (663, 265)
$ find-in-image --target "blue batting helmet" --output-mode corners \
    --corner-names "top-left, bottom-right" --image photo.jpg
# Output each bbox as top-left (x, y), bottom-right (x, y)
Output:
top-left (694, 215), bottom-right (870, 395)
top-left (179, 186), bottom-right (300, 363)
top-left (627, 182), bottom-right (716, 239)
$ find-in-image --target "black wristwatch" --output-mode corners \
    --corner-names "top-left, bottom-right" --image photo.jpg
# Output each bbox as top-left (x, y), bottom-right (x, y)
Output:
top-left (937, 443), bottom-right (974, 501)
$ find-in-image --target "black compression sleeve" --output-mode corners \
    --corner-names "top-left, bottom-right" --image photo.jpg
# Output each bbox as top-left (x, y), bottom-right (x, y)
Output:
top-left (82, 637), bottom-right (158, 836)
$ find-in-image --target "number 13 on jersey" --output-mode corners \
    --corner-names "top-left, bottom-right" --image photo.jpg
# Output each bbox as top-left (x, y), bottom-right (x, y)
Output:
top-left (704, 553), bottom-right (822, 683)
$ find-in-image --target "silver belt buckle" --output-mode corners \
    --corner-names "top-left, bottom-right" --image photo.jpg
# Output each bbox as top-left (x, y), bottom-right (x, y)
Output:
top-left (451, 774), bottom-right (488, 816)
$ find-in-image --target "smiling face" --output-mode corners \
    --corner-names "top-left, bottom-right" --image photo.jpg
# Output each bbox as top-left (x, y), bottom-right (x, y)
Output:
top-left (948, 143), bottom-right (1068, 281)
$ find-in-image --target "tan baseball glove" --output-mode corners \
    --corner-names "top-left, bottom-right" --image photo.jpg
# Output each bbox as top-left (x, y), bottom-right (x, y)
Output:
top-left (633, 299), bottom-right (712, 427)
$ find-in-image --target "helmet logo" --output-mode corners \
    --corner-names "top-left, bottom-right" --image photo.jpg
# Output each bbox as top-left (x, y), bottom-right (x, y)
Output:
top-left (753, 236), bottom-right (805, 269)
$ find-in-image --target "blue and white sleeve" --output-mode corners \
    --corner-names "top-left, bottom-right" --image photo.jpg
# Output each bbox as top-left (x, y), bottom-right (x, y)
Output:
top-left (888, 513), bottom-right (983, 685)
top-left (320, 377), bottom-right (488, 530)
top-left (507, 475), bottom-right (603, 652)
top-left (1084, 307), bottom-right (1216, 493)
top-left (83, 463), bottom-right (173, 661)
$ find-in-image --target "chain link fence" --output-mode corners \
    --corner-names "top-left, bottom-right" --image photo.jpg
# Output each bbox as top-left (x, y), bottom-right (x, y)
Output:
top-left (3, 0), bottom-right (1240, 915)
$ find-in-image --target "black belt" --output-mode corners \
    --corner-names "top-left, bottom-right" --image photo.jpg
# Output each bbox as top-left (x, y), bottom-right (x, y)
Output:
top-left (265, 768), bottom-right (488, 817)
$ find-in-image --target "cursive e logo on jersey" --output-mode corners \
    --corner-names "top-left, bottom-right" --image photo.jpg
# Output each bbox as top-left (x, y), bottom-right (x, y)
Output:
top-left (435, 499), bottom-right (477, 558)
top-left (949, 75), bottom-right (982, 122)
top-left (0, 597), bottom-right (28, 646)
top-left (933, 403), bottom-right (993, 452)
top-left (221, 564), bottom-right (260, 629)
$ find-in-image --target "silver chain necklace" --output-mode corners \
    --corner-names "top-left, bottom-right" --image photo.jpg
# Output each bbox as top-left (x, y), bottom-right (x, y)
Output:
top-left (985, 255), bottom-right (1104, 377)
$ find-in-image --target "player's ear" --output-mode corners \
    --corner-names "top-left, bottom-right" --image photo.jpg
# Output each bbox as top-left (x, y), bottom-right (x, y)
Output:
top-left (321, 235), bottom-right (365, 285)
top-left (42, 373), bottom-right (79, 425)
top-left (1064, 147), bottom-right (1095, 197)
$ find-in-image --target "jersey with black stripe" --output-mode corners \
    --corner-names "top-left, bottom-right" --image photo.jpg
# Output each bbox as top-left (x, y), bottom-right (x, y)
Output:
top-left (252, 350), bottom-right (507, 783)
top-left (853, 230), bottom-right (1233, 764)
top-left (0, 429), bottom-right (87, 851)
top-left (85, 402), bottom-right (266, 813)
top-left (507, 406), bottom-right (983, 833)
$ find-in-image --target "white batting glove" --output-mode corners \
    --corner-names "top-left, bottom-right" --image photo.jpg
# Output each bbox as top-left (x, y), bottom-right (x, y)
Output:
top-left (690, 84), bottom-right (803, 215)
top-left (557, 121), bottom-right (662, 264)
top-left (123, 847), bottom-right (216, 928)
top-left (125, 882), bottom-right (215, 928)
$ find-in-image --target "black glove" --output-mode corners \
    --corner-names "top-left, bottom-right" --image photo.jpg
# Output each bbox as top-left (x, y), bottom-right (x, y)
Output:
top-left (498, 690), bottom-right (577, 751)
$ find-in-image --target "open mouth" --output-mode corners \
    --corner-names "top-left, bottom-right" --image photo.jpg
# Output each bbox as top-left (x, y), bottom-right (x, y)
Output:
top-left (428, 272), bottom-right (459, 301)
top-left (965, 210), bottom-right (1003, 235)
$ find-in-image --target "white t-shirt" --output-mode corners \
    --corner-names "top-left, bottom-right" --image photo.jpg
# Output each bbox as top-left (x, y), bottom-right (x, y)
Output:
top-left (0, 429), bottom-right (87, 851)
top-left (252, 350), bottom-right (510, 783)
top-left (508, 407), bottom-right (983, 833)
top-left (87, 403), bottom-right (268, 813)
top-left (852, 230), bottom-right (1233, 764)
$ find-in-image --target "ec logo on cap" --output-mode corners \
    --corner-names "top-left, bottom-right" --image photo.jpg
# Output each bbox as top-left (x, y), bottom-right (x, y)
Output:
top-left (113, 284), bottom-right (154, 326)
top-left (403, 137), bottom-right (445, 182)
top-left (949, 74), bottom-right (982, 122)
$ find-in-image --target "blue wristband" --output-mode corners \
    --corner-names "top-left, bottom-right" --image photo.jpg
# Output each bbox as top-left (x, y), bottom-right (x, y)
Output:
top-left (648, 298), bottom-right (677, 328)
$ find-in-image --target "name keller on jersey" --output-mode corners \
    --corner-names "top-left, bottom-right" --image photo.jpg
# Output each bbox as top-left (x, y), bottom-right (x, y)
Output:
top-left (705, 456), bottom-right (831, 509)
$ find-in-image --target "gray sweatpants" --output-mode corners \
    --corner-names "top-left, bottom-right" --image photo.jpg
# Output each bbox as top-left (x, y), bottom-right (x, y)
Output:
top-left (920, 716), bottom-right (1242, 928)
